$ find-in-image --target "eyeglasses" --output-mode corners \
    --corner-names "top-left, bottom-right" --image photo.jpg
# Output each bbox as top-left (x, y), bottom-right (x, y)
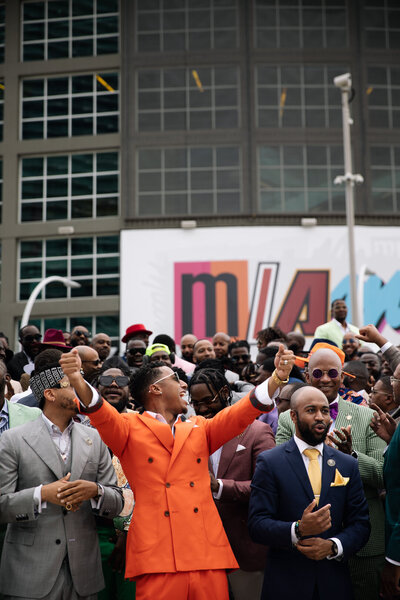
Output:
top-left (231, 354), bottom-right (250, 362)
top-left (343, 338), bottom-right (356, 344)
top-left (311, 368), bottom-right (339, 379)
top-left (370, 387), bottom-right (386, 396)
top-left (127, 347), bottom-right (146, 356)
top-left (190, 392), bottom-right (220, 410)
top-left (390, 376), bottom-right (400, 384)
top-left (73, 330), bottom-right (90, 337)
top-left (23, 334), bottom-right (42, 343)
top-left (99, 375), bottom-right (129, 387)
top-left (82, 359), bottom-right (102, 366)
top-left (151, 371), bottom-right (180, 387)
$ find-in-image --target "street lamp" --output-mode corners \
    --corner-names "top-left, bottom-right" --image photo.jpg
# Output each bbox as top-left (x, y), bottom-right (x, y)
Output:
top-left (333, 73), bottom-right (364, 328)
top-left (21, 276), bottom-right (81, 328)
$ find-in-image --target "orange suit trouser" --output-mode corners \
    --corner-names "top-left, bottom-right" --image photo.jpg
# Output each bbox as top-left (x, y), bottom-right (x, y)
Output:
top-left (136, 570), bottom-right (229, 600)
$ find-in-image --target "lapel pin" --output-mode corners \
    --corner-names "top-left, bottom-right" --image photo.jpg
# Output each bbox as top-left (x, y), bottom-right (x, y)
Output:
top-left (346, 415), bottom-right (352, 421)
top-left (86, 438), bottom-right (93, 445)
top-left (327, 459), bottom-right (336, 467)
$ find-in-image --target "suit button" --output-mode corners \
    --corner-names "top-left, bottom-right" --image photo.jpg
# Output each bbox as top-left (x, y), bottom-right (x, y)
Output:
top-left (190, 482), bottom-right (194, 487)
top-left (194, 507), bottom-right (199, 513)
top-left (148, 457), bottom-right (153, 463)
top-left (166, 482), bottom-right (171, 488)
top-left (164, 511), bottom-right (170, 517)
top-left (55, 539), bottom-right (61, 544)
top-left (197, 458), bottom-right (201, 463)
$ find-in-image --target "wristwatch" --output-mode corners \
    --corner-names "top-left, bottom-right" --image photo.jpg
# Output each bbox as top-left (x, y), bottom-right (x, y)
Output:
top-left (94, 484), bottom-right (104, 501)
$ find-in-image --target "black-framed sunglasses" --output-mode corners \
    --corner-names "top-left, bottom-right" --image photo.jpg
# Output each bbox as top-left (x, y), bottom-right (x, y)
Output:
top-left (231, 354), bottom-right (251, 362)
top-left (190, 392), bottom-right (221, 410)
top-left (82, 359), bottom-right (102, 366)
top-left (99, 375), bottom-right (130, 387)
top-left (311, 368), bottom-right (339, 379)
top-left (23, 333), bottom-right (42, 343)
top-left (74, 330), bottom-right (90, 337)
top-left (127, 347), bottom-right (146, 356)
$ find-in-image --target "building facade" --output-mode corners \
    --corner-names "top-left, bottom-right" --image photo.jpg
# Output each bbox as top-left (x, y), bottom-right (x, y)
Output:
top-left (0, 0), bottom-right (399, 346)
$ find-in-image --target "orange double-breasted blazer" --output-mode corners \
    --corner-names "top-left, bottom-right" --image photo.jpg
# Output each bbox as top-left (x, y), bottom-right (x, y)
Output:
top-left (84, 391), bottom-right (270, 579)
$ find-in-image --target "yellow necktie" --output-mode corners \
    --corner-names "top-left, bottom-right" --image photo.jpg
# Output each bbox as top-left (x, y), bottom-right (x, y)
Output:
top-left (303, 448), bottom-right (321, 505)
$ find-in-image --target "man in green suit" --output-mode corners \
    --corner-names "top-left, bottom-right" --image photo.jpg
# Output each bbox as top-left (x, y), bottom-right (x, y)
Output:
top-left (276, 347), bottom-right (386, 600)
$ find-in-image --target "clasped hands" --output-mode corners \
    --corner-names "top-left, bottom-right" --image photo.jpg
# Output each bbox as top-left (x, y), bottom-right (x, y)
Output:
top-left (41, 472), bottom-right (98, 512)
top-left (296, 499), bottom-right (335, 561)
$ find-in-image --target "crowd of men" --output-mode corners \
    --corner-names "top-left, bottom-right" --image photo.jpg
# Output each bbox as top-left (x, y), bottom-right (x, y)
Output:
top-left (0, 297), bottom-right (399, 600)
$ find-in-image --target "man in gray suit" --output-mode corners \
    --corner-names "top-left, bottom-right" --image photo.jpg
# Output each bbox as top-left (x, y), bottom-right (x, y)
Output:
top-left (0, 352), bottom-right (123, 600)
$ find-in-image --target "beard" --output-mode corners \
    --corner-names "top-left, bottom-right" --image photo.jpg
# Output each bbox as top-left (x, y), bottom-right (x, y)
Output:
top-left (106, 396), bottom-right (128, 413)
top-left (297, 418), bottom-right (329, 446)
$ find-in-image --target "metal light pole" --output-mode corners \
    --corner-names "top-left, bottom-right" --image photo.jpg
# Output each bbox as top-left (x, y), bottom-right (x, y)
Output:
top-left (333, 73), bottom-right (364, 328)
top-left (357, 265), bottom-right (375, 327)
top-left (21, 276), bottom-right (81, 328)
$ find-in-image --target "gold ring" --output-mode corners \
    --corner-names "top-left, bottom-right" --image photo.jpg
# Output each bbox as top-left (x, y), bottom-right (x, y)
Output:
top-left (65, 502), bottom-right (73, 511)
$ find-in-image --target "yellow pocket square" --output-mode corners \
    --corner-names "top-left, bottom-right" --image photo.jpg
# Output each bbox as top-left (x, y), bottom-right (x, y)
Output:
top-left (330, 468), bottom-right (349, 487)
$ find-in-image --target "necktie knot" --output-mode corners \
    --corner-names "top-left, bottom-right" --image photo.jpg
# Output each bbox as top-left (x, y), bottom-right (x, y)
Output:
top-left (303, 448), bottom-right (320, 461)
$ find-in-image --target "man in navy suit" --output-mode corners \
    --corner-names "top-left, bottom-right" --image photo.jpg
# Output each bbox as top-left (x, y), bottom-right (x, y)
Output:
top-left (248, 386), bottom-right (370, 600)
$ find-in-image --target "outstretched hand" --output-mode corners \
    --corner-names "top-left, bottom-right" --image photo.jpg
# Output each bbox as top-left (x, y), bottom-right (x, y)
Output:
top-left (59, 349), bottom-right (82, 386)
top-left (356, 324), bottom-right (387, 347)
top-left (274, 344), bottom-right (295, 381)
top-left (370, 403), bottom-right (396, 445)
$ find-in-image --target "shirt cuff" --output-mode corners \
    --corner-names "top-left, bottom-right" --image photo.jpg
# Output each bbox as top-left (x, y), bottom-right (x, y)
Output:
top-left (212, 479), bottom-right (223, 500)
top-left (255, 377), bottom-right (277, 406)
top-left (76, 381), bottom-right (100, 409)
top-left (381, 341), bottom-right (393, 353)
top-left (90, 484), bottom-right (104, 510)
top-left (386, 557), bottom-right (400, 566)
top-left (327, 537), bottom-right (343, 560)
top-left (34, 484), bottom-right (46, 513)
top-left (291, 521), bottom-right (299, 545)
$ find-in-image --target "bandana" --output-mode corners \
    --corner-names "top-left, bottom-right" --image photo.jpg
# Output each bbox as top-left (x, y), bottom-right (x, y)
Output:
top-left (30, 367), bottom-right (65, 401)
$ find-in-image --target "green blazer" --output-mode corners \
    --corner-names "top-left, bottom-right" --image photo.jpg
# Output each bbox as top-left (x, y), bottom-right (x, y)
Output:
top-left (383, 421), bottom-right (400, 562)
top-left (276, 397), bottom-right (386, 557)
top-left (7, 400), bottom-right (41, 429)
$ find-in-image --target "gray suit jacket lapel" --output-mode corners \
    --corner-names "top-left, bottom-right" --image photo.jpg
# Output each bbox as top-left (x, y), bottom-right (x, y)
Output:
top-left (22, 417), bottom-right (64, 479)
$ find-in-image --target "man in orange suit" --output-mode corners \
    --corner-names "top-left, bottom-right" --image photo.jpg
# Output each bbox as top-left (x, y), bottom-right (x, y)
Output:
top-left (60, 346), bottom-right (295, 600)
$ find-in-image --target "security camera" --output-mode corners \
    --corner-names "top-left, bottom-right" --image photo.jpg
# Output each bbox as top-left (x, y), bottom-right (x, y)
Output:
top-left (334, 73), bottom-right (352, 91)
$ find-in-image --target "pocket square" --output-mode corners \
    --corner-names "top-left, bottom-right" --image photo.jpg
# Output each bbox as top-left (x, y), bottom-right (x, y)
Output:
top-left (330, 468), bottom-right (349, 487)
top-left (236, 444), bottom-right (246, 452)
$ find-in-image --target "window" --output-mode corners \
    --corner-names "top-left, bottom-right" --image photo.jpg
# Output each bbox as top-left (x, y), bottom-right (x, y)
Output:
top-left (20, 151), bottom-right (119, 222)
top-left (137, 66), bottom-right (239, 132)
top-left (254, 0), bottom-right (347, 49)
top-left (0, 159), bottom-right (2, 223)
top-left (19, 314), bottom-right (120, 347)
top-left (256, 65), bottom-right (346, 128)
top-left (258, 145), bottom-right (345, 213)
top-left (364, 1), bottom-right (400, 49)
top-left (0, 3), bottom-right (4, 63)
top-left (136, 0), bottom-right (238, 53)
top-left (19, 235), bottom-right (119, 300)
top-left (22, 0), bottom-right (119, 61)
top-left (370, 146), bottom-right (400, 213)
top-left (367, 66), bottom-right (400, 129)
top-left (0, 82), bottom-right (4, 140)
top-left (137, 146), bottom-right (241, 216)
top-left (21, 72), bottom-right (119, 139)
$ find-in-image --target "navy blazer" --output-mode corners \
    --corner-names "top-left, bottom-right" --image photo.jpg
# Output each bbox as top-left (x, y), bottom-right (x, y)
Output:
top-left (248, 438), bottom-right (370, 600)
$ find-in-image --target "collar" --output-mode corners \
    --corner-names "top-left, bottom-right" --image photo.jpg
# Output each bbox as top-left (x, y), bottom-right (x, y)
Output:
top-left (145, 411), bottom-right (185, 427)
top-left (330, 395), bottom-right (340, 408)
top-left (41, 412), bottom-right (75, 435)
top-left (331, 318), bottom-right (349, 331)
top-left (294, 434), bottom-right (324, 457)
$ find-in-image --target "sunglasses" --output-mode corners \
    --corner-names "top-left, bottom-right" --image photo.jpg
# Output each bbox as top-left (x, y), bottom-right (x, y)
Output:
top-left (99, 375), bottom-right (129, 387)
top-left (343, 338), bottom-right (357, 344)
top-left (151, 371), bottom-right (180, 387)
top-left (311, 368), bottom-right (339, 379)
top-left (127, 347), bottom-right (146, 356)
top-left (82, 359), bottom-right (102, 366)
top-left (23, 334), bottom-right (42, 343)
top-left (190, 392), bottom-right (221, 410)
top-left (74, 330), bottom-right (90, 337)
top-left (231, 354), bottom-right (251, 362)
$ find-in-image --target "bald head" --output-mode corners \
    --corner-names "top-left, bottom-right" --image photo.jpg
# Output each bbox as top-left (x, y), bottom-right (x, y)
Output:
top-left (180, 334), bottom-right (197, 362)
top-left (76, 346), bottom-right (102, 381)
top-left (306, 348), bottom-right (343, 403)
top-left (212, 332), bottom-right (231, 359)
top-left (290, 386), bottom-right (328, 410)
top-left (290, 387), bottom-right (331, 445)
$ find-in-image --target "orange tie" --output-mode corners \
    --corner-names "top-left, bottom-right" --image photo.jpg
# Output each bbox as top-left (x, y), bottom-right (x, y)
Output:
top-left (303, 448), bottom-right (321, 505)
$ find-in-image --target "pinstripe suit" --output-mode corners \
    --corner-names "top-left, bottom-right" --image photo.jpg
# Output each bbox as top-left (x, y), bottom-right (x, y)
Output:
top-left (276, 398), bottom-right (386, 599)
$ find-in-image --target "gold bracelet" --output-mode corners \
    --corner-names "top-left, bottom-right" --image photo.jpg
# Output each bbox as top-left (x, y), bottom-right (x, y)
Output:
top-left (271, 369), bottom-right (289, 387)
